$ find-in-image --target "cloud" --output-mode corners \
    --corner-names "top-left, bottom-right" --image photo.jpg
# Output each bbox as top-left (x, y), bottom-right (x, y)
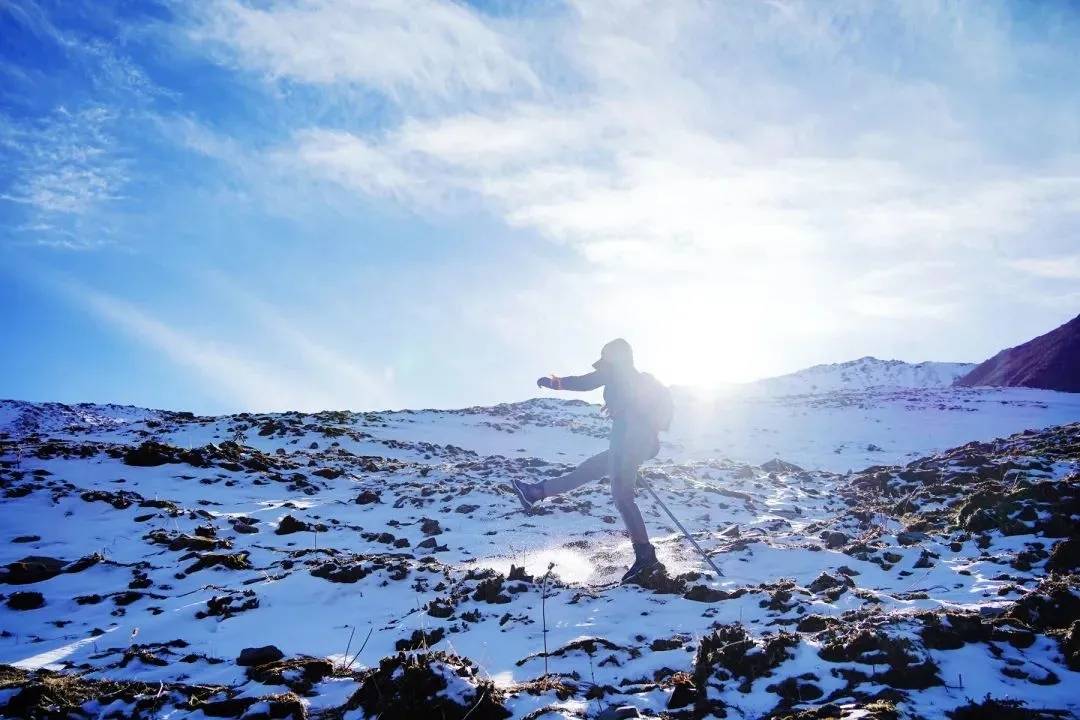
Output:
top-left (219, 1), bottom-right (1078, 274)
top-left (181, 0), bottom-right (1080, 377)
top-left (0, 1), bottom-right (174, 249)
top-left (199, 270), bottom-right (399, 410)
top-left (1, 107), bottom-right (127, 216)
top-left (1009, 254), bottom-right (1080, 280)
top-left (46, 273), bottom-right (399, 413)
top-left (188, 0), bottom-right (538, 100)
top-left (71, 284), bottom-right (330, 411)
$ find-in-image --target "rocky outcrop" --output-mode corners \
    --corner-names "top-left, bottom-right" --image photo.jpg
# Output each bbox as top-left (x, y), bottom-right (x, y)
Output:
top-left (957, 313), bottom-right (1080, 392)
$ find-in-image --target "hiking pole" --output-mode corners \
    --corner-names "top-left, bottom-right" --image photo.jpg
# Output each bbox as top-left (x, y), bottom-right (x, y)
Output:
top-left (639, 477), bottom-right (724, 577)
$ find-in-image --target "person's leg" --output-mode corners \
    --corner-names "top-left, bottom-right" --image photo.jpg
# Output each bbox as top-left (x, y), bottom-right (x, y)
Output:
top-left (610, 447), bottom-right (649, 545)
top-left (536, 449), bottom-right (610, 498)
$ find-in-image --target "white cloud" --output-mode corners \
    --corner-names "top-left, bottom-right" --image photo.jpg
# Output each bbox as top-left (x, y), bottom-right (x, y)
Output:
top-left (199, 270), bottom-right (399, 410)
top-left (189, 0), bottom-right (538, 100)
top-left (1009, 254), bottom-right (1080, 280)
top-left (186, 0), bottom-right (1080, 379)
top-left (48, 275), bottom-right (399, 413)
top-left (1, 107), bottom-right (127, 216)
top-left (235, 1), bottom-right (1077, 271)
top-left (73, 285), bottom-right (331, 412)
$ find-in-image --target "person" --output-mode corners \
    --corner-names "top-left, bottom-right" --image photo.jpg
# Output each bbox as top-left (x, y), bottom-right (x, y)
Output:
top-left (512, 338), bottom-right (672, 583)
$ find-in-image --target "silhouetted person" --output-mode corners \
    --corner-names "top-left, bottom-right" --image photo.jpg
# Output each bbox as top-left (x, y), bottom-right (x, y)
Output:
top-left (513, 338), bottom-right (672, 583)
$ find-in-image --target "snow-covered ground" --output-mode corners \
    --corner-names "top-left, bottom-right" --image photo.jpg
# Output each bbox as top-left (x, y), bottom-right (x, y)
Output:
top-left (0, 387), bottom-right (1077, 719)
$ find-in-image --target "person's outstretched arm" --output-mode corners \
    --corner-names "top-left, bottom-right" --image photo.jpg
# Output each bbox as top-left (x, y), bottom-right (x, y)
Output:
top-left (537, 370), bottom-right (606, 392)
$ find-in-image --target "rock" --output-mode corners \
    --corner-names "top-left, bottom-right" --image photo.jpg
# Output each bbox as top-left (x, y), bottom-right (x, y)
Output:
top-left (355, 490), bottom-right (381, 505)
top-left (455, 504), bottom-right (480, 514)
top-left (767, 676), bottom-right (823, 703)
top-left (808, 572), bottom-right (842, 594)
top-left (395, 628), bottom-right (445, 651)
top-left (123, 441), bottom-right (178, 467)
top-left (761, 459), bottom-right (805, 474)
top-left (1046, 539), bottom-right (1078, 573)
top-left (0, 556), bottom-right (66, 585)
top-left (964, 508), bottom-right (997, 532)
top-left (507, 565), bottom-right (533, 582)
top-left (897, 531), bottom-right (929, 546)
top-left (427, 598), bottom-right (455, 618)
top-left (275, 515), bottom-right (311, 535)
top-left (237, 645), bottom-right (285, 667)
top-left (6, 591), bottom-right (45, 610)
top-left (420, 518), bottom-right (443, 536)
top-left (183, 552), bottom-right (252, 574)
top-left (472, 576), bottom-right (510, 604)
top-left (666, 676), bottom-right (695, 709)
top-left (313, 467), bottom-right (342, 479)
top-left (825, 531), bottom-right (848, 549)
top-left (350, 651), bottom-right (510, 720)
top-left (311, 560), bottom-right (369, 584)
top-left (695, 625), bottom-right (798, 690)
top-left (796, 615), bottom-right (834, 633)
top-left (882, 660), bottom-right (942, 690)
top-left (650, 636), bottom-right (685, 651)
top-left (1062, 619), bottom-right (1080, 671)
top-left (683, 585), bottom-right (728, 603)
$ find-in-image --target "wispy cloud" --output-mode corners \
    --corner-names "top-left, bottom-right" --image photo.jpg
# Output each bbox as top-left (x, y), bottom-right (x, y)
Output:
top-left (1009, 254), bottom-right (1080, 280)
top-left (200, 270), bottom-right (399, 409)
top-left (1, 107), bottom-right (127, 216)
top-left (188, 0), bottom-right (538, 100)
top-left (194, 1), bottom-right (1080, 273)
top-left (51, 275), bottom-right (398, 413)
top-left (0, 0), bottom-right (172, 249)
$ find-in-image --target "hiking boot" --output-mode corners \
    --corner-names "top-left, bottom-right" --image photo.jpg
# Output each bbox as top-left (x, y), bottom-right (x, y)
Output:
top-left (621, 543), bottom-right (661, 584)
top-left (511, 478), bottom-right (543, 510)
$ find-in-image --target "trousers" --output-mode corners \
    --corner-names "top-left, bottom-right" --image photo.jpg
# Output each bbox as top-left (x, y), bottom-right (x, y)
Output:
top-left (542, 421), bottom-right (659, 544)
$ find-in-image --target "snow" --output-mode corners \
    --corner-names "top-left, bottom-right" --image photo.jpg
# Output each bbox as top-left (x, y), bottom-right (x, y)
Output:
top-left (0, 382), bottom-right (1077, 718)
top-left (742, 356), bottom-right (976, 395)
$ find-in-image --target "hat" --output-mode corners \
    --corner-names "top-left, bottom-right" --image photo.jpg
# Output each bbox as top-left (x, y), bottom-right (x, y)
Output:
top-left (592, 338), bottom-right (634, 369)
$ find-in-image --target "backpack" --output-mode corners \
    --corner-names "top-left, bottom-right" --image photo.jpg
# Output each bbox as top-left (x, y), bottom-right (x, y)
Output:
top-left (635, 372), bottom-right (674, 432)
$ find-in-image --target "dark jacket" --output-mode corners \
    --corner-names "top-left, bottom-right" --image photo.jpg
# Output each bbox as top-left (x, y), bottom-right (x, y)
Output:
top-left (549, 364), bottom-right (660, 460)
top-left (552, 366), bottom-right (642, 424)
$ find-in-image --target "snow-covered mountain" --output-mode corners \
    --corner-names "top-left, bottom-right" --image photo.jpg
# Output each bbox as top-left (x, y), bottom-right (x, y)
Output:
top-left (0, 393), bottom-right (1078, 719)
top-left (749, 356), bottom-right (975, 395)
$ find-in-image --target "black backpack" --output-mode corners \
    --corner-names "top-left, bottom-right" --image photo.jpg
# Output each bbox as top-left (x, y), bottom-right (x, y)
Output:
top-left (635, 372), bottom-right (674, 432)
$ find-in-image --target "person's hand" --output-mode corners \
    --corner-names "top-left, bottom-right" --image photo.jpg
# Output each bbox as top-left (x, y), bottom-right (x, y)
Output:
top-left (537, 376), bottom-right (555, 389)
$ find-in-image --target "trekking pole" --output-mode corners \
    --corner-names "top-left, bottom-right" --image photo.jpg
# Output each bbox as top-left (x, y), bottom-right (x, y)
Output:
top-left (639, 477), bottom-right (724, 577)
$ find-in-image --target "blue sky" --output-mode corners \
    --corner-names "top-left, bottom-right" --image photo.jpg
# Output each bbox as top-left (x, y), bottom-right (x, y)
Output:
top-left (2, 0), bottom-right (1078, 414)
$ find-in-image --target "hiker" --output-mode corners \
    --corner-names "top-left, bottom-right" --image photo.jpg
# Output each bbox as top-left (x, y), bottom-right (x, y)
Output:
top-left (512, 338), bottom-right (673, 583)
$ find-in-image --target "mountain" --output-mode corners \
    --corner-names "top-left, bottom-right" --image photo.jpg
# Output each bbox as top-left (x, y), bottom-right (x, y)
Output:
top-left (958, 313), bottom-right (1080, 392)
top-left (748, 356), bottom-right (975, 395)
top-left (0, 397), bottom-right (1077, 719)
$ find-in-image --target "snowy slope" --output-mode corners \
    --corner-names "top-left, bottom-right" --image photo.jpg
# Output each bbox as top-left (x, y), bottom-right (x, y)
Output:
top-left (748, 357), bottom-right (975, 395)
top-left (0, 394), bottom-right (1078, 719)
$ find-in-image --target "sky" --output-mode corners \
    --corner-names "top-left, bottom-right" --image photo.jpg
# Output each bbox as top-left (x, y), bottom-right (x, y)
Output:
top-left (1, 0), bottom-right (1079, 414)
